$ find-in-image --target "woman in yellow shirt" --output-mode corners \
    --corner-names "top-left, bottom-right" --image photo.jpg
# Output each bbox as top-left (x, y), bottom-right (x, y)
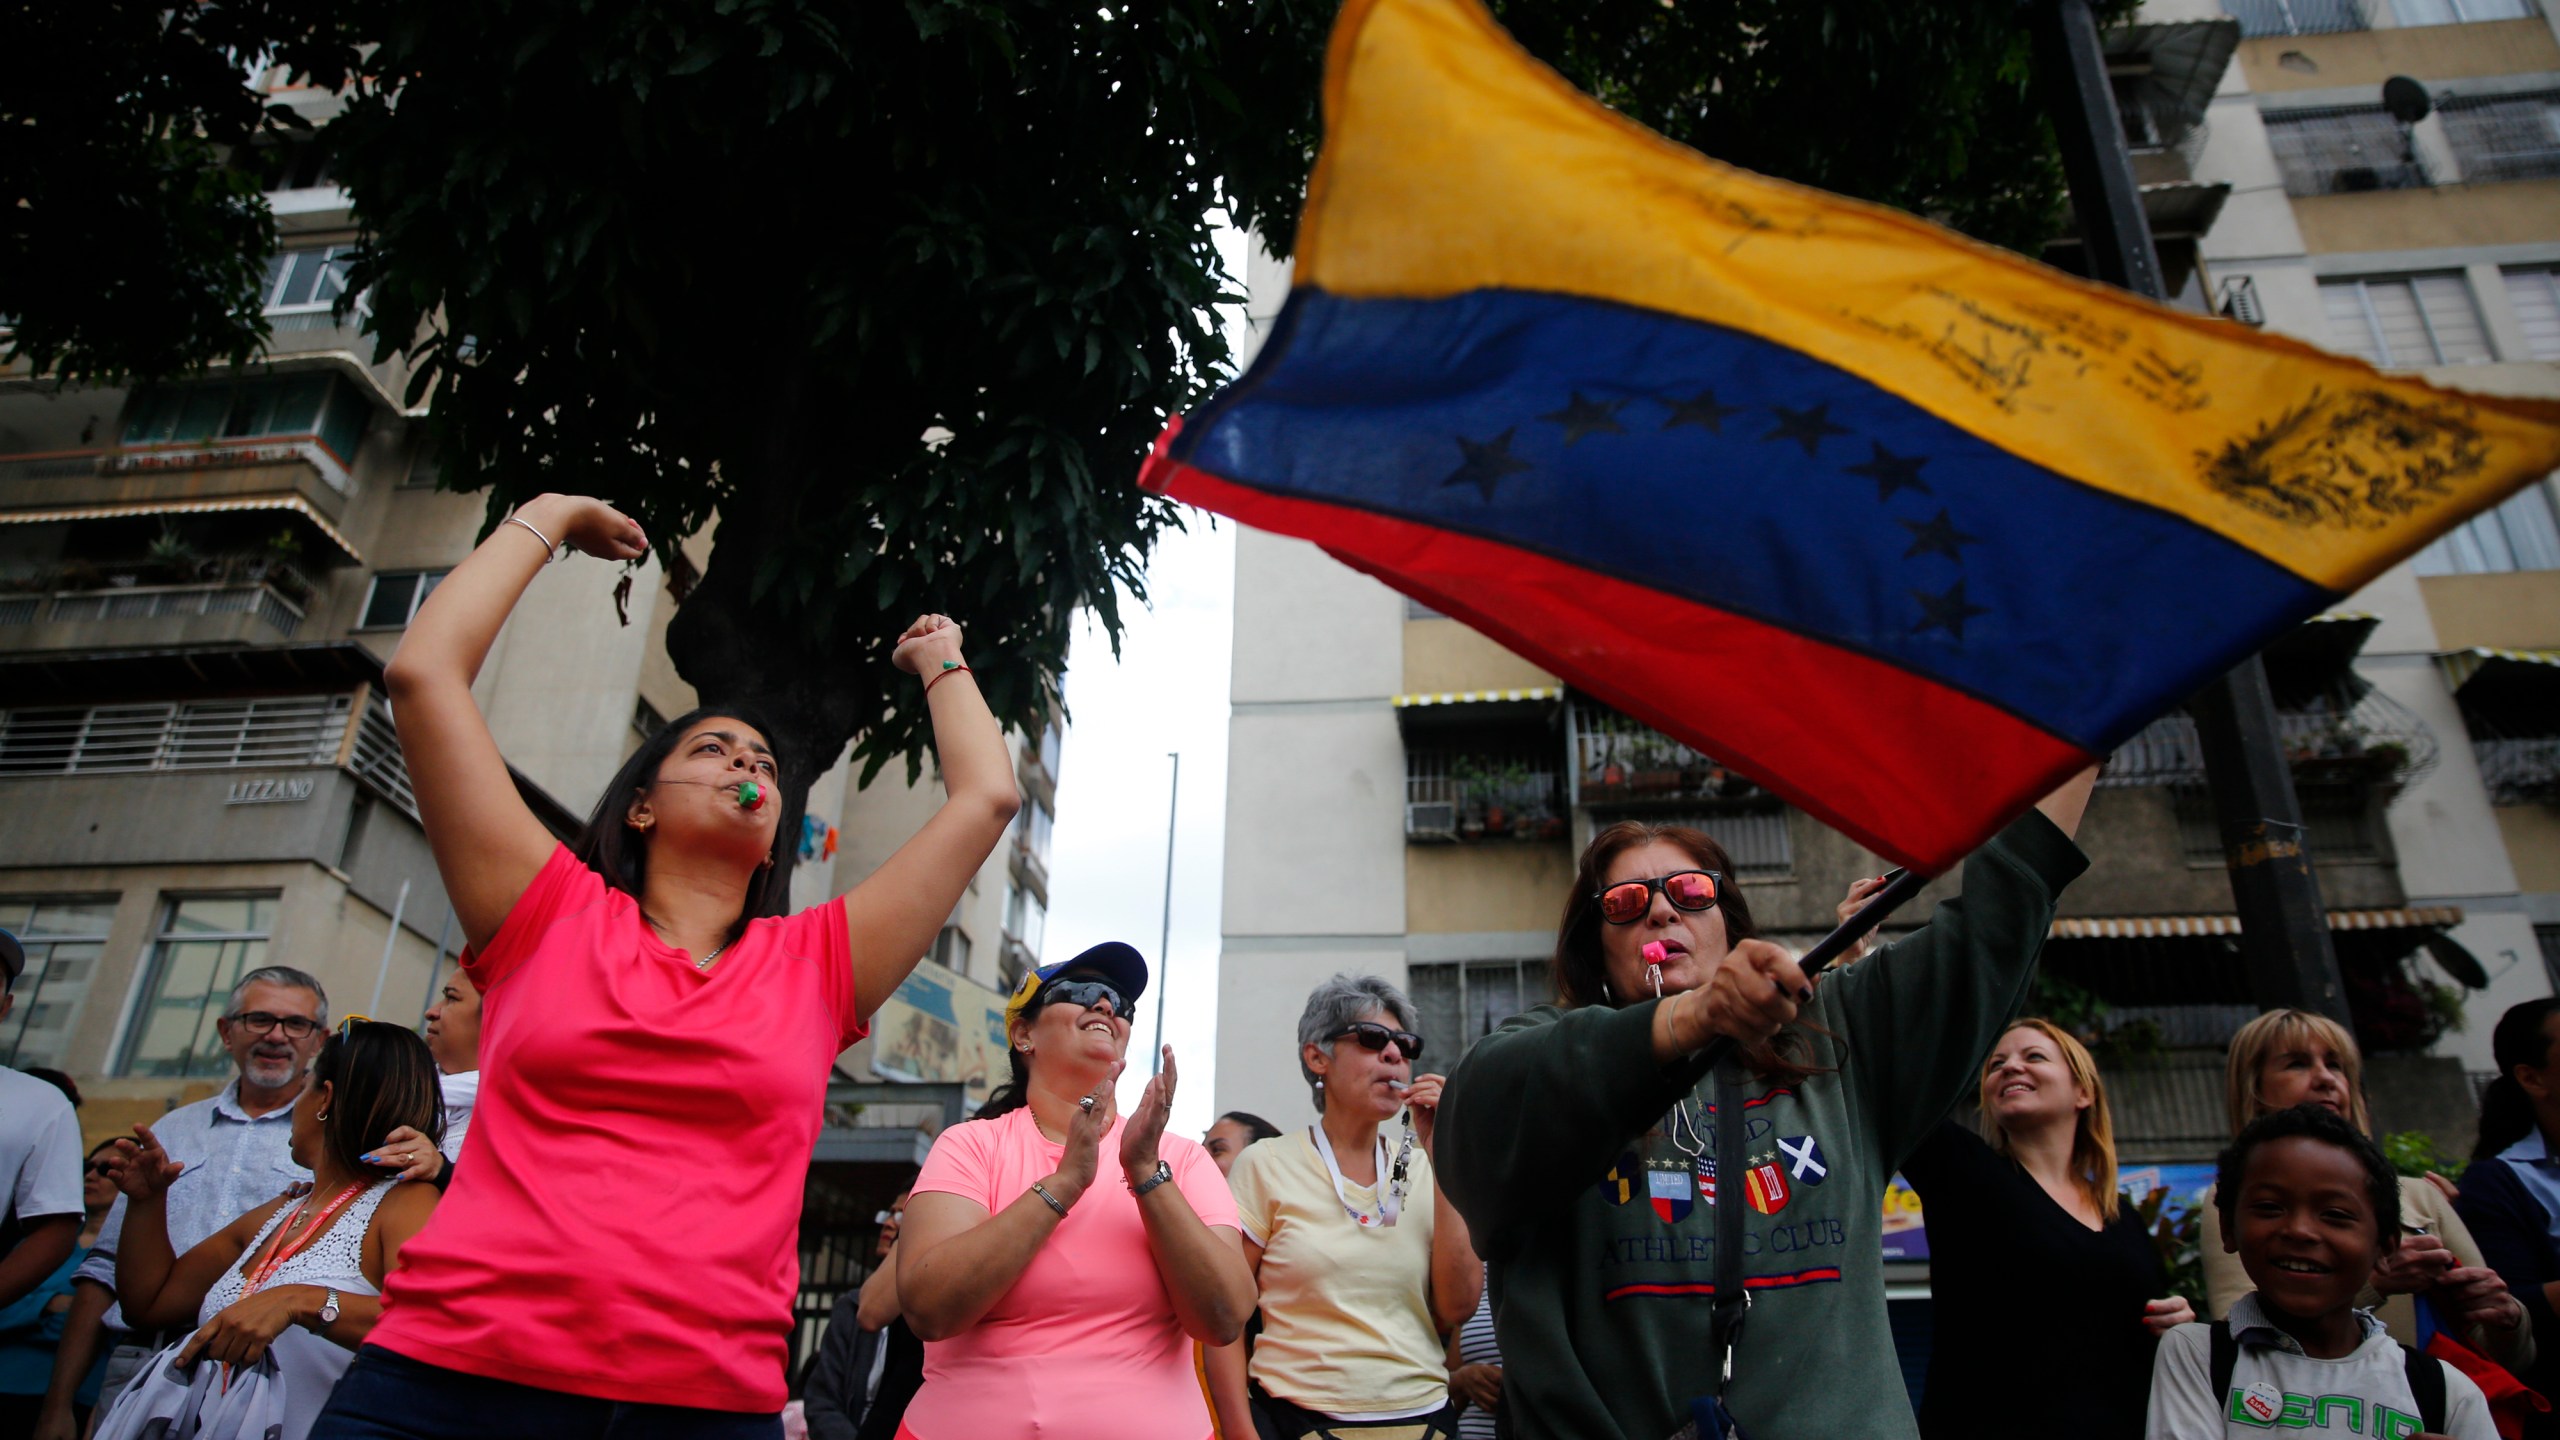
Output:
top-left (1220, 975), bottom-right (1481, 1440)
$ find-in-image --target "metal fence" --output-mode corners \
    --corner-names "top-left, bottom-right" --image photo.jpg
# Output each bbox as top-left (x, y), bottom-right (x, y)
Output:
top-left (0, 695), bottom-right (349, 775)
top-left (2099, 684), bottom-right (2440, 793)
top-left (2263, 106), bottom-right (2432, 196)
top-left (2475, 735), bottom-right (2560, 806)
top-left (349, 695), bottom-right (418, 819)
top-left (2443, 92), bottom-right (2560, 183)
top-left (2, 583), bottom-right (305, 637)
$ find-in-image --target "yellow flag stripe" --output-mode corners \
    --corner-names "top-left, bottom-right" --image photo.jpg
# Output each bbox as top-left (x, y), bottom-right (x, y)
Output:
top-left (1296, 0), bottom-right (2560, 592)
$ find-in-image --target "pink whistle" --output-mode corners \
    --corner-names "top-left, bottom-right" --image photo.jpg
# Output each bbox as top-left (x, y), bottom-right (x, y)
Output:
top-left (1642, 941), bottom-right (1668, 966)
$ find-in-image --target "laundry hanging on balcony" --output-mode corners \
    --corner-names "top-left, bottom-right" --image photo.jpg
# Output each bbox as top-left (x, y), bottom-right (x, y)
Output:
top-left (1135, 0), bottom-right (2560, 872)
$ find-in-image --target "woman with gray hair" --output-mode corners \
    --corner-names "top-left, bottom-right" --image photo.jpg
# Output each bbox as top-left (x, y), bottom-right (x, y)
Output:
top-left (1215, 973), bottom-right (1481, 1440)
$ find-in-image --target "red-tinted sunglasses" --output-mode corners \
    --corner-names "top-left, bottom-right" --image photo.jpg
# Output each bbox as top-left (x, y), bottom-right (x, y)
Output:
top-left (1596, 870), bottom-right (1723, 925)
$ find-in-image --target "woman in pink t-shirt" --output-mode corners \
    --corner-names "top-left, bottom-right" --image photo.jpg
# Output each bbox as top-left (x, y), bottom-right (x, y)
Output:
top-left (895, 943), bottom-right (1253, 1440)
top-left (313, 493), bottom-right (1019, 1439)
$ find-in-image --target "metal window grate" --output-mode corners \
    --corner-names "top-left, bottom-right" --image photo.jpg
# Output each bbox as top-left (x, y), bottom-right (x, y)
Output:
top-left (2443, 93), bottom-right (2560, 183)
top-left (1630, 808), bottom-right (1797, 879)
top-left (349, 695), bottom-right (418, 819)
top-left (2100, 684), bottom-right (2440, 793)
top-left (2222, 0), bottom-right (2372, 35)
top-left (1408, 958), bottom-right (1548, 1067)
top-left (14, 583), bottom-right (305, 636)
top-left (2475, 737), bottom-right (2560, 805)
top-left (0, 694), bottom-right (359, 778)
top-left (2265, 107), bottom-right (2430, 196)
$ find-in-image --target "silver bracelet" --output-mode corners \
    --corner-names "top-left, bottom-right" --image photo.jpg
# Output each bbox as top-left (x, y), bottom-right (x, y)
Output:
top-left (1029, 1180), bottom-right (1070, 1218)
top-left (502, 514), bottom-right (561, 562)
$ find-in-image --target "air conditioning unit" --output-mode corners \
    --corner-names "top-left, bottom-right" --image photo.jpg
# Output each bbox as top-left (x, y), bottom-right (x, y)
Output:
top-left (1406, 801), bottom-right (1458, 841)
top-left (2217, 275), bottom-right (2264, 327)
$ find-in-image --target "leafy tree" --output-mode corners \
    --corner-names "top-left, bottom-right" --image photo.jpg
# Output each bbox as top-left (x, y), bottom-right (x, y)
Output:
top-left (19, 0), bottom-right (2128, 880)
top-left (0, 0), bottom-right (366, 382)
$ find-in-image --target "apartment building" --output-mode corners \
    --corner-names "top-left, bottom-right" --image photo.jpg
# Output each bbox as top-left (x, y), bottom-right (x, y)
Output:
top-left (1210, 0), bottom-right (2560, 1172)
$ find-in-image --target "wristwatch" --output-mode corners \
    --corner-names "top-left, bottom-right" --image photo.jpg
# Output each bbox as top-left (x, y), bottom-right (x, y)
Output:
top-left (315, 1288), bottom-right (341, 1330)
top-left (1130, 1160), bottom-right (1174, 1198)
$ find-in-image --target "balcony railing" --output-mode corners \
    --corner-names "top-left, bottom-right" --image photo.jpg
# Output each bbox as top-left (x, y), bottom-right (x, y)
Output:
top-left (2264, 107), bottom-right (2434, 197)
top-left (0, 582), bottom-right (304, 637)
top-left (1568, 699), bottom-right (1774, 809)
top-left (1406, 749), bottom-right (1564, 841)
top-left (2476, 736), bottom-right (2560, 806)
top-left (0, 694), bottom-right (349, 775)
top-left (2221, 0), bottom-right (2371, 35)
top-left (2443, 92), bottom-right (2560, 184)
top-left (0, 434), bottom-right (353, 493)
top-left (2100, 684), bottom-right (2441, 792)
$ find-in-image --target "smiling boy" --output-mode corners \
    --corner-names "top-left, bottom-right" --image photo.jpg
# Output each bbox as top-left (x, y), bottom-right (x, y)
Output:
top-left (2147, 1105), bottom-right (2494, 1439)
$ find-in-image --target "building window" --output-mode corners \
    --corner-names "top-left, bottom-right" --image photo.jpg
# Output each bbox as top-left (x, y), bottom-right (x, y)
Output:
top-left (2221, 0), bottom-right (2371, 36)
top-left (2412, 481), bottom-right (2560, 574)
top-left (260, 244), bottom-right (356, 319)
top-left (360, 570), bottom-right (448, 630)
top-left (2319, 274), bottom-right (2494, 368)
top-left (2265, 108), bottom-right (2432, 196)
top-left (2505, 268), bottom-right (2560, 361)
top-left (2173, 785), bottom-right (2390, 863)
top-left (1408, 958), bottom-right (1546, 1066)
top-left (1019, 797), bottom-right (1055, 873)
top-left (2393, 0), bottom-right (2536, 23)
top-left (0, 896), bottom-right (117, 1071)
top-left (400, 434), bottom-right (444, 490)
top-left (1003, 883), bottom-right (1046, 968)
top-left (121, 894), bottom-right (279, 1078)
top-left (932, 924), bottom-right (973, 978)
top-left (120, 374), bottom-right (369, 466)
top-left (632, 698), bottom-right (667, 741)
top-left (2443, 93), bottom-right (2560, 184)
top-left (1036, 720), bottom-right (1063, 783)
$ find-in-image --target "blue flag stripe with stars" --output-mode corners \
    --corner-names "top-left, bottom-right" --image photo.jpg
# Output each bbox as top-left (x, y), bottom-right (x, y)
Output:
top-left (1177, 286), bottom-right (2329, 751)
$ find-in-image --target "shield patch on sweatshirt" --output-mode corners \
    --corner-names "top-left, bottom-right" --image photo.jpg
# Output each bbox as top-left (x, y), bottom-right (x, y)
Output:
top-left (1744, 1159), bottom-right (1790, 1215)
top-left (1696, 1155), bottom-right (1717, 1207)
top-left (1600, 1150), bottom-right (1640, 1205)
top-left (1648, 1167), bottom-right (1693, 1224)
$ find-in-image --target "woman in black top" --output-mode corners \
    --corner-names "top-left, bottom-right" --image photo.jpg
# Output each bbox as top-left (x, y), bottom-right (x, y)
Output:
top-left (1899, 1017), bottom-right (2190, 1440)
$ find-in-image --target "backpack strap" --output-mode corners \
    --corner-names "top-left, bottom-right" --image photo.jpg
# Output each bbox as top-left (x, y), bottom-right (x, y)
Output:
top-left (2399, 1342), bottom-right (2447, 1435)
top-left (2209, 1321), bottom-right (2238, 1410)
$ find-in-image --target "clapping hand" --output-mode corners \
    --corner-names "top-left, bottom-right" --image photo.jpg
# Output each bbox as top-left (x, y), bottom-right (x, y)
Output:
top-left (1122, 1047), bottom-right (1177, 1180)
top-left (1051, 1063), bottom-right (1119, 1207)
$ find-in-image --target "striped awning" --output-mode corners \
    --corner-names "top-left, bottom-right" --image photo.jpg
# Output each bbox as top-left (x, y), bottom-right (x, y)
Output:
top-left (0, 495), bottom-right (362, 564)
top-left (1392, 685), bottom-right (1562, 707)
top-left (2048, 906), bottom-right (2464, 940)
top-left (2436, 646), bottom-right (2560, 692)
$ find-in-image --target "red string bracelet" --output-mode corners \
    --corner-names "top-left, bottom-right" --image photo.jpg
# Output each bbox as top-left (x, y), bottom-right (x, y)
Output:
top-left (924, 662), bottom-right (974, 697)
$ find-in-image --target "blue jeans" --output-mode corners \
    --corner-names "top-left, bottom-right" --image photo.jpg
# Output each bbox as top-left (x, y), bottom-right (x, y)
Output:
top-left (312, 1345), bottom-right (782, 1440)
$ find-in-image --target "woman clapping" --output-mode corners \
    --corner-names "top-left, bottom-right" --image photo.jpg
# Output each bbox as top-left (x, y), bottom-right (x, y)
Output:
top-left (895, 944), bottom-right (1251, 1440)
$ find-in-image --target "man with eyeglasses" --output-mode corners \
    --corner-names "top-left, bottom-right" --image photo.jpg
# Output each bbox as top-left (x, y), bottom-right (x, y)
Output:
top-left (32, 965), bottom-right (326, 1440)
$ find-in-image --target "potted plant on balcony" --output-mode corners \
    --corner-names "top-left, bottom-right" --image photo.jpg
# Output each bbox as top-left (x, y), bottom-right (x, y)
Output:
top-left (1450, 756), bottom-right (1489, 838)
top-left (1630, 737), bottom-right (1681, 797)
top-left (1584, 735), bottom-right (1628, 800)
top-left (145, 523), bottom-right (202, 584)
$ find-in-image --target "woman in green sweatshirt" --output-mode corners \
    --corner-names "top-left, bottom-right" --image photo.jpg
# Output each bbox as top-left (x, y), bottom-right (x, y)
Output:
top-left (1436, 771), bottom-right (2095, 1440)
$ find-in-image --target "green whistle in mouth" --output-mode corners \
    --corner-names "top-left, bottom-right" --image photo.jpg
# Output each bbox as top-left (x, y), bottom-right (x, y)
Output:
top-left (737, 780), bottom-right (762, 809)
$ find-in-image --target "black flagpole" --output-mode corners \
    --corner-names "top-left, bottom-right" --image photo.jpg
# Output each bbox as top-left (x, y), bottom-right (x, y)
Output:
top-left (2025, 0), bottom-right (2352, 1026)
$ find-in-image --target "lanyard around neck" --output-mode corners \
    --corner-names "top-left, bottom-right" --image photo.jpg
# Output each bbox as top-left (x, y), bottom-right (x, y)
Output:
top-left (1310, 1124), bottom-right (1405, 1228)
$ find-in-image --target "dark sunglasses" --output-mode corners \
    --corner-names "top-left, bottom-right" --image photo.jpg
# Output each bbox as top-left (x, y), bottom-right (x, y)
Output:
top-left (87, 1160), bottom-right (116, 1178)
top-left (1039, 977), bottom-right (1133, 1019)
top-left (1596, 870), bottom-right (1723, 926)
top-left (1330, 1021), bottom-right (1424, 1062)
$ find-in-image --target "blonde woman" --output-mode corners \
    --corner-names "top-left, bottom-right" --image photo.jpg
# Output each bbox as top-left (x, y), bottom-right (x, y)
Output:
top-left (1899, 1018), bottom-right (2190, 1440)
top-left (2202, 1009), bottom-right (2530, 1369)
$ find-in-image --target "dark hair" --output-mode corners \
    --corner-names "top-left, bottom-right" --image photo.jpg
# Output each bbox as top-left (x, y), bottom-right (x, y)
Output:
top-left (1553, 821), bottom-right (1824, 1080)
top-left (2215, 1103), bottom-right (2402, 1251)
top-left (25, 1067), bottom-right (79, 1107)
top-left (311, 1021), bottom-right (445, 1178)
top-left (2474, 998), bottom-right (2560, 1160)
top-left (1220, 1111), bottom-right (1283, 1144)
top-left (572, 704), bottom-right (796, 941)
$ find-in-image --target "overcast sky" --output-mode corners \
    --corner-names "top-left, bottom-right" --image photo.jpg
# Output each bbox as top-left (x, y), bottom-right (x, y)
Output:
top-left (1042, 516), bottom-right (1237, 1139)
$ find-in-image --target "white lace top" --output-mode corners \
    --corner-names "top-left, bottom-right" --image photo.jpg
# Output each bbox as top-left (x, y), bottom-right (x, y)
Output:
top-left (196, 1180), bottom-right (393, 1440)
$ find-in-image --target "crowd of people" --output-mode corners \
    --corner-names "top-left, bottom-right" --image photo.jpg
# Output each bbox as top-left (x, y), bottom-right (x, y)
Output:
top-left (0, 496), bottom-right (2556, 1439)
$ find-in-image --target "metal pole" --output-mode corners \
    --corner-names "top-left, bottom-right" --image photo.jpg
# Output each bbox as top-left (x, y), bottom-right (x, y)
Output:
top-left (1152, 752), bottom-right (1180, 1075)
top-left (2028, 0), bottom-right (2351, 1025)
top-left (368, 879), bottom-right (411, 1019)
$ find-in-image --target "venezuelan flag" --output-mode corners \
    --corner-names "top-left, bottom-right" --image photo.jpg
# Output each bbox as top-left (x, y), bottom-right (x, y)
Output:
top-left (1138, 0), bottom-right (2560, 872)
